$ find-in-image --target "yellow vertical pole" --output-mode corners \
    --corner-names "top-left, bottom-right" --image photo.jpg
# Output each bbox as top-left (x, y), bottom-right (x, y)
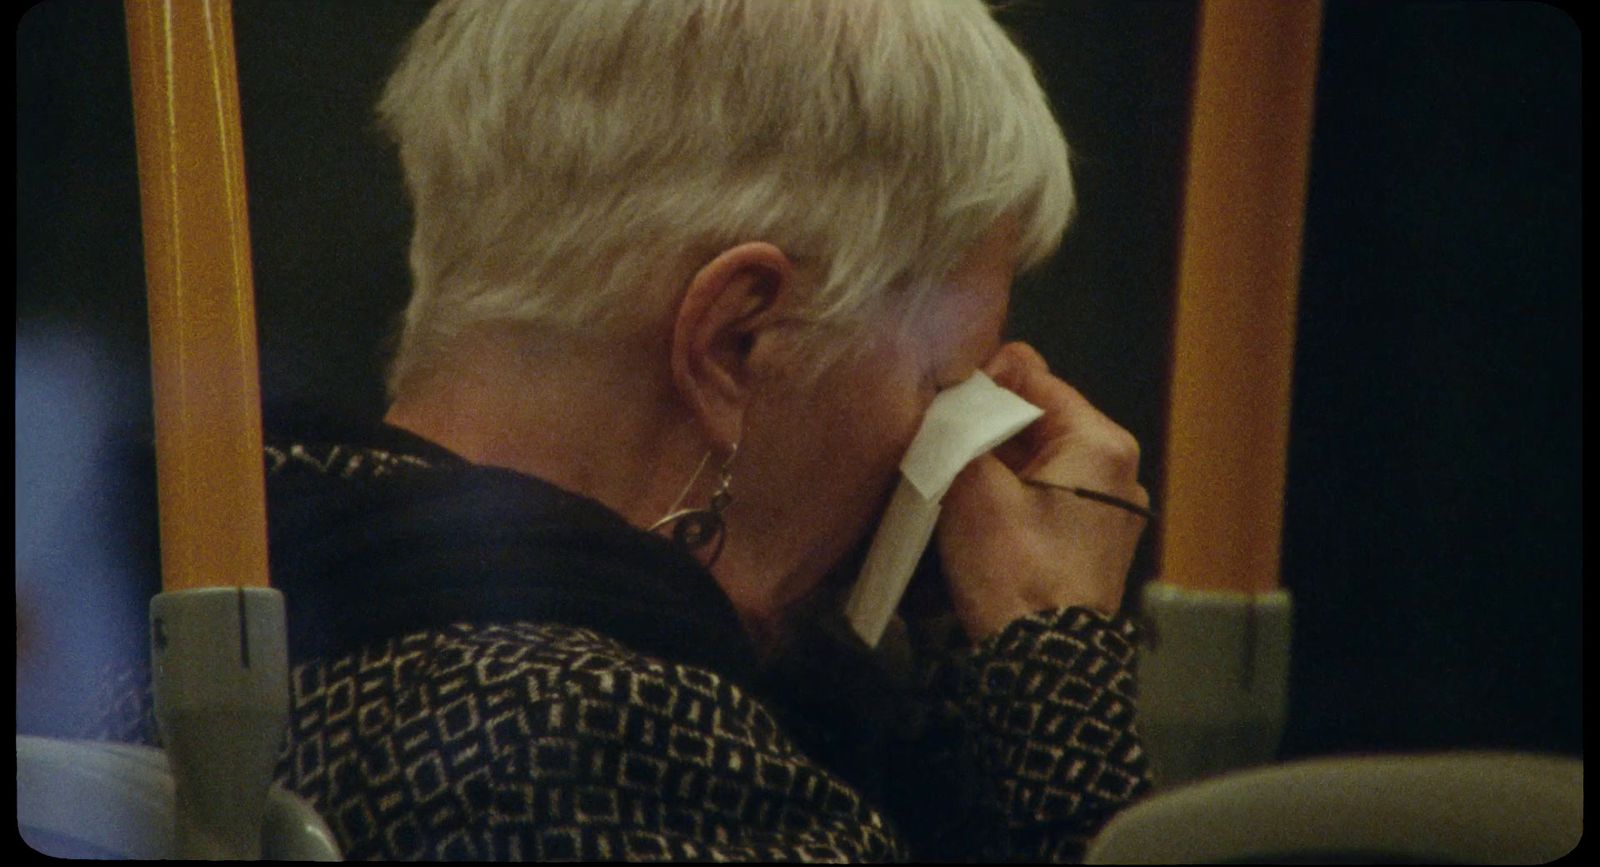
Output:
top-left (124, 1), bottom-right (288, 857)
top-left (125, 0), bottom-right (267, 593)
top-left (1159, 0), bottom-right (1323, 594)
top-left (1138, 0), bottom-right (1323, 788)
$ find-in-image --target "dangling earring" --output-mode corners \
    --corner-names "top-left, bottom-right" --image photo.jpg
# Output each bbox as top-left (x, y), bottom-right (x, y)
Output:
top-left (649, 441), bottom-right (738, 566)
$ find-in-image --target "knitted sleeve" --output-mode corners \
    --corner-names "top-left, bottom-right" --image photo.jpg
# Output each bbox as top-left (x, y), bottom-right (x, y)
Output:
top-left (881, 606), bottom-right (1150, 861)
top-left (960, 607), bottom-right (1151, 861)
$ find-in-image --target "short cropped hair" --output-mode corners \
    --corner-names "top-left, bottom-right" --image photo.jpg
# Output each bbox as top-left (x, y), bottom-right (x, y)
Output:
top-left (379, 0), bottom-right (1073, 397)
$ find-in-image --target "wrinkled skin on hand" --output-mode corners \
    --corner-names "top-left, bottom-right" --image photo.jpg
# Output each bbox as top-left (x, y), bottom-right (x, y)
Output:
top-left (937, 342), bottom-right (1150, 643)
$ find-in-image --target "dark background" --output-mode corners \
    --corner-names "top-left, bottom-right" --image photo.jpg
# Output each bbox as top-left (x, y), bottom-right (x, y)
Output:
top-left (17, 1), bottom-right (1580, 758)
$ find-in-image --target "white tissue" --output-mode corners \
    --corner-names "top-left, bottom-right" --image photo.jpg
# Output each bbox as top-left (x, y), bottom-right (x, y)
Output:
top-left (843, 371), bottom-right (1043, 646)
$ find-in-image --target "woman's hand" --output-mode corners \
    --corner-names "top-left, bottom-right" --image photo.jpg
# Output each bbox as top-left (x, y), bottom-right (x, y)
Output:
top-left (936, 342), bottom-right (1150, 643)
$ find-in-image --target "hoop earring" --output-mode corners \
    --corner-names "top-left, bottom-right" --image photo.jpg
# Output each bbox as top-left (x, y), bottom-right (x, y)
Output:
top-left (648, 441), bottom-right (738, 566)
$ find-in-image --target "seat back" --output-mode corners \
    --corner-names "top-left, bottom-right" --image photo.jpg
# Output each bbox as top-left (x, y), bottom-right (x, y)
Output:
top-left (17, 735), bottom-right (341, 860)
top-left (1085, 751), bottom-right (1582, 864)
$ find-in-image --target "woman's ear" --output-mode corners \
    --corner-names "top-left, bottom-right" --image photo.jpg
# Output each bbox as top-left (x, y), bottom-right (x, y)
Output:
top-left (670, 242), bottom-right (796, 448)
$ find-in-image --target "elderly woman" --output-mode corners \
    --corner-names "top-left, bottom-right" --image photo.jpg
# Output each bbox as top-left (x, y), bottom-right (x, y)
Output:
top-left (102, 0), bottom-right (1152, 860)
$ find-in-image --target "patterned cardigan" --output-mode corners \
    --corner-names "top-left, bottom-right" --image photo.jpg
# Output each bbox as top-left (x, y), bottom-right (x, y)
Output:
top-left (94, 425), bottom-right (1150, 860)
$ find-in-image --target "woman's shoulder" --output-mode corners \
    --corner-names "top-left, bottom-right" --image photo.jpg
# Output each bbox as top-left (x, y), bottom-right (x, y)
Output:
top-left (301, 621), bottom-right (784, 738)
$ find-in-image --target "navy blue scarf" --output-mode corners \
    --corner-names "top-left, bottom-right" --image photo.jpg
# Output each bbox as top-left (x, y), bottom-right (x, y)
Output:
top-left (261, 423), bottom-right (764, 692)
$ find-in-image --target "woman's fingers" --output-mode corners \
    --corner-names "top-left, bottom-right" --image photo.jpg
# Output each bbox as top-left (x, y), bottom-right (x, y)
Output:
top-left (935, 342), bottom-right (1150, 642)
top-left (985, 342), bottom-right (1142, 488)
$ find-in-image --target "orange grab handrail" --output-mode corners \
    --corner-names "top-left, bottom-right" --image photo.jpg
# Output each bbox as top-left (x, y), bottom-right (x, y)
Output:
top-left (125, 0), bottom-right (268, 592)
top-left (1159, 1), bottom-right (1324, 595)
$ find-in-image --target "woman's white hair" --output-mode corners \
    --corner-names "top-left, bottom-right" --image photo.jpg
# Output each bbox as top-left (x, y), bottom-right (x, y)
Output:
top-left (379, 0), bottom-right (1073, 397)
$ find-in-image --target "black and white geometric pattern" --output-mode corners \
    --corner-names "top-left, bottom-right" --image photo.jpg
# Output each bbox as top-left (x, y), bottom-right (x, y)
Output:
top-left (264, 441), bottom-right (437, 479)
top-left (958, 611), bottom-right (1149, 861)
top-left (97, 609), bottom-right (1146, 861)
top-left (289, 621), bottom-right (903, 861)
top-left (90, 435), bottom-right (1150, 860)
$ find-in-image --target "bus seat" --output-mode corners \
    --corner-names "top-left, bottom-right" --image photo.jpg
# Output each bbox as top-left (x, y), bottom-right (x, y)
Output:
top-left (17, 735), bottom-right (340, 860)
top-left (1085, 751), bottom-right (1581, 864)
